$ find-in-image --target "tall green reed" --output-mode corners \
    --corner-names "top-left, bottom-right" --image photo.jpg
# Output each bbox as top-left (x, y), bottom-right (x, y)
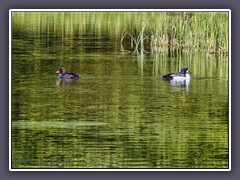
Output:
top-left (12, 11), bottom-right (229, 55)
top-left (121, 12), bottom-right (228, 55)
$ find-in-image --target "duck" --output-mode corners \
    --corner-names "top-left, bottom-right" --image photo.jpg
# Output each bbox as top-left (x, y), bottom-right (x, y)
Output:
top-left (56, 67), bottom-right (80, 80)
top-left (162, 68), bottom-right (191, 80)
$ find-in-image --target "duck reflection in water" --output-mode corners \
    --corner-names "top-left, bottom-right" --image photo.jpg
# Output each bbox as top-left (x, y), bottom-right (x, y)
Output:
top-left (170, 78), bottom-right (190, 86)
top-left (170, 78), bottom-right (190, 91)
top-left (56, 78), bottom-right (75, 86)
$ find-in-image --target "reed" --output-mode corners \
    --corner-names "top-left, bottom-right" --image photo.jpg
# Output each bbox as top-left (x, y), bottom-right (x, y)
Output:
top-left (120, 12), bottom-right (229, 55)
top-left (12, 11), bottom-right (229, 54)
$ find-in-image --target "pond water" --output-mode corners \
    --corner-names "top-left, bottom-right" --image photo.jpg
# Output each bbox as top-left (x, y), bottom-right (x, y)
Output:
top-left (11, 32), bottom-right (229, 169)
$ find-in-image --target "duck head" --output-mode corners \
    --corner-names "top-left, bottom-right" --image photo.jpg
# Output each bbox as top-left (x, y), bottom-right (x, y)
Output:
top-left (56, 67), bottom-right (67, 75)
top-left (180, 68), bottom-right (191, 75)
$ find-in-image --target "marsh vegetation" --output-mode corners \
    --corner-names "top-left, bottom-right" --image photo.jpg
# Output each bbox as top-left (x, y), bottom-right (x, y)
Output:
top-left (12, 11), bottom-right (229, 55)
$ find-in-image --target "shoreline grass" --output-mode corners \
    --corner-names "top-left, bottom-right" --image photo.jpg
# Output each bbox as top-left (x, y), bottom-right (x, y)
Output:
top-left (12, 11), bottom-right (229, 55)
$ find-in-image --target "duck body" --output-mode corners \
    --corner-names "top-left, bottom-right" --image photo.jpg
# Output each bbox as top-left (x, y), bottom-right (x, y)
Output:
top-left (162, 68), bottom-right (190, 80)
top-left (56, 67), bottom-right (80, 80)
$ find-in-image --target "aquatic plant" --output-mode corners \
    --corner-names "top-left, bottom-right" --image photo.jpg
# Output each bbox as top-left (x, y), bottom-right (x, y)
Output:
top-left (11, 11), bottom-right (229, 55)
top-left (120, 12), bottom-right (229, 55)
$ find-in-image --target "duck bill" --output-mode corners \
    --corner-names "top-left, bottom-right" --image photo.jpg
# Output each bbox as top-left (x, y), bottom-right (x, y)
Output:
top-left (56, 70), bottom-right (60, 73)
